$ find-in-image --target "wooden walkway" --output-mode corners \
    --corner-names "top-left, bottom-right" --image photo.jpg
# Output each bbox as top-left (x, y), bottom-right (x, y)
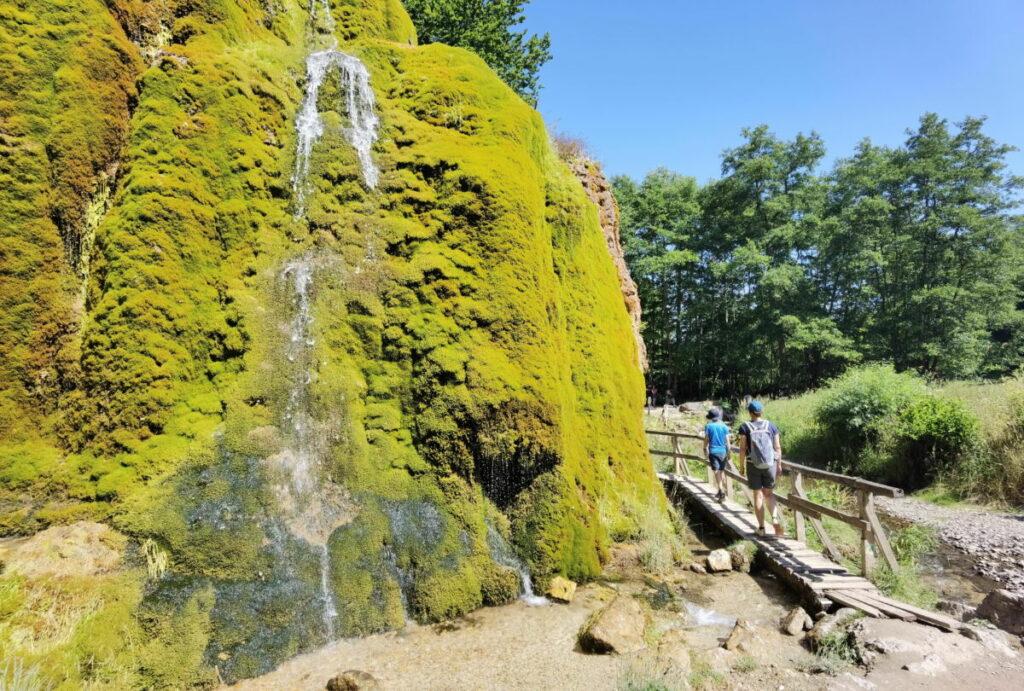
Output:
top-left (658, 470), bottom-right (962, 631)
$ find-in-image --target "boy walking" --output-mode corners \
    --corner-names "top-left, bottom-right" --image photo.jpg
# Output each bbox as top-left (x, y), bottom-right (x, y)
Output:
top-left (703, 409), bottom-right (731, 502)
top-left (738, 401), bottom-right (784, 536)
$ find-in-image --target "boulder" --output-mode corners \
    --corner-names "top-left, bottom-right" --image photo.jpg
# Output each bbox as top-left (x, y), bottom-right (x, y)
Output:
top-left (781, 606), bottom-right (813, 636)
top-left (326, 670), bottom-right (379, 691)
top-left (579, 595), bottom-right (647, 654)
top-left (977, 589), bottom-right (1024, 635)
top-left (689, 563), bottom-right (707, 574)
top-left (702, 647), bottom-right (740, 673)
top-left (546, 576), bottom-right (577, 603)
top-left (728, 544), bottom-right (754, 574)
top-left (723, 618), bottom-right (763, 653)
top-left (656, 629), bottom-right (693, 677)
top-left (936, 599), bottom-right (976, 623)
top-left (961, 624), bottom-right (1018, 657)
top-left (706, 549), bottom-right (732, 573)
top-left (807, 607), bottom-right (862, 650)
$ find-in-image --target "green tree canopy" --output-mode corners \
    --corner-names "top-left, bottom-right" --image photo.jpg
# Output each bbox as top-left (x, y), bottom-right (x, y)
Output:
top-left (617, 115), bottom-right (1023, 400)
top-left (403, 0), bottom-right (551, 106)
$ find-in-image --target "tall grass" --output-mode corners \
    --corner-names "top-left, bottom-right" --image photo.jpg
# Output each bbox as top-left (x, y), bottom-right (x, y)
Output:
top-left (759, 373), bottom-right (1024, 507)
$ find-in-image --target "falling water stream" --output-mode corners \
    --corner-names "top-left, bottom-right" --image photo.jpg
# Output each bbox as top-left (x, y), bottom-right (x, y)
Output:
top-left (486, 524), bottom-right (549, 606)
top-left (266, 0), bottom-right (384, 643)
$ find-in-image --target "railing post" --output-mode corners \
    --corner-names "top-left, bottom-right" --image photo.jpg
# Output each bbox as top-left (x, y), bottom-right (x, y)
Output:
top-left (858, 489), bottom-right (876, 576)
top-left (705, 446), bottom-right (714, 485)
top-left (861, 490), bottom-right (899, 572)
top-left (725, 457), bottom-right (734, 502)
top-left (672, 435), bottom-right (683, 476)
top-left (793, 470), bottom-right (806, 544)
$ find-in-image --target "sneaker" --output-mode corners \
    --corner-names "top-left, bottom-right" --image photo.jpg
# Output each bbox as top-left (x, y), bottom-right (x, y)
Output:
top-left (755, 526), bottom-right (766, 537)
top-left (716, 490), bottom-right (725, 502)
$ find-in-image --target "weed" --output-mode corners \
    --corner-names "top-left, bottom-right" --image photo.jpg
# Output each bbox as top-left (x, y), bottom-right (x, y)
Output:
top-left (732, 654), bottom-right (759, 673)
top-left (0, 660), bottom-right (53, 691)
top-left (688, 651), bottom-right (724, 689)
top-left (617, 654), bottom-right (687, 691)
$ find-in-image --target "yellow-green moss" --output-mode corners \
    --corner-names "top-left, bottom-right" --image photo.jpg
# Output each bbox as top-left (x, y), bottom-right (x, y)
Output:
top-left (1, 0), bottom-right (664, 684)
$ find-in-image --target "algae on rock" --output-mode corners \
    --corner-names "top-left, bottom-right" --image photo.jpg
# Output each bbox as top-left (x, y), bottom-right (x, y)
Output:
top-left (0, 0), bottom-right (665, 686)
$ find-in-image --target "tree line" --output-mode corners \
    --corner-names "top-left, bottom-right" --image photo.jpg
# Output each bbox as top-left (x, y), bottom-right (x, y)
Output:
top-left (614, 114), bottom-right (1023, 400)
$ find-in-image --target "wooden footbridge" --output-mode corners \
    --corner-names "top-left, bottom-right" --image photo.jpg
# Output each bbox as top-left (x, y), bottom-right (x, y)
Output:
top-left (649, 428), bottom-right (962, 631)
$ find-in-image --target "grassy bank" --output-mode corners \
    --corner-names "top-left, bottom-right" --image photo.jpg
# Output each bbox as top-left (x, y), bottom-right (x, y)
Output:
top-left (764, 371), bottom-right (1024, 507)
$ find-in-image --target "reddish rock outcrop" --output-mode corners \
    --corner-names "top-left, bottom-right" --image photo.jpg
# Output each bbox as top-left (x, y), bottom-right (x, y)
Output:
top-left (569, 160), bottom-right (648, 371)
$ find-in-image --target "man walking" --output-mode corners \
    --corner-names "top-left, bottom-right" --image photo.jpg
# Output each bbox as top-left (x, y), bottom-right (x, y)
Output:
top-left (738, 401), bottom-right (784, 536)
top-left (703, 408), bottom-right (731, 502)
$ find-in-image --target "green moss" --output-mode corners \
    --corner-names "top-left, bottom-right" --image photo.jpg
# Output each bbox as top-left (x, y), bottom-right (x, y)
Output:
top-left (1, 0), bottom-right (663, 684)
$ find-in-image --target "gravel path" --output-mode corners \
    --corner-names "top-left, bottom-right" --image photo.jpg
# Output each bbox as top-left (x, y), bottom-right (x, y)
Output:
top-left (876, 496), bottom-right (1024, 593)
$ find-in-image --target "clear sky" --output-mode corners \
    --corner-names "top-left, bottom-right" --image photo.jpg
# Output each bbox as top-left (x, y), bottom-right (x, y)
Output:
top-left (522, 0), bottom-right (1024, 184)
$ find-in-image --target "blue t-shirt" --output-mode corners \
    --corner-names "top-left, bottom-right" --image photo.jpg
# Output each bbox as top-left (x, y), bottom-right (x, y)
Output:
top-left (705, 421), bottom-right (730, 455)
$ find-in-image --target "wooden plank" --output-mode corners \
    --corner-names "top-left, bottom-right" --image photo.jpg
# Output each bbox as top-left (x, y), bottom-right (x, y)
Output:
top-left (828, 590), bottom-right (886, 617)
top-left (781, 460), bottom-right (904, 498)
top-left (851, 594), bottom-right (916, 621)
top-left (868, 594), bottom-right (960, 631)
top-left (810, 580), bottom-right (880, 591)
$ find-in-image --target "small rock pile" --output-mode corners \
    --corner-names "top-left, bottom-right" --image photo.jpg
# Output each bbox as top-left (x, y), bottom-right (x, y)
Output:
top-left (690, 543), bottom-right (755, 575)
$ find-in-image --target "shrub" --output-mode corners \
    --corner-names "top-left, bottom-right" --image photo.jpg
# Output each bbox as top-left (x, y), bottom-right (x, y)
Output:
top-left (892, 397), bottom-right (980, 488)
top-left (814, 365), bottom-right (928, 468)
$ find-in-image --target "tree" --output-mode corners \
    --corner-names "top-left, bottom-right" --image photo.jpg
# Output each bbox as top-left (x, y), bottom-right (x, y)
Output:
top-left (403, 0), bottom-right (551, 106)
top-left (616, 115), bottom-right (1023, 400)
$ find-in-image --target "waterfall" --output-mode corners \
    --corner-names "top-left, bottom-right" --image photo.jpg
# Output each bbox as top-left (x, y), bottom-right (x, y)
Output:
top-left (269, 256), bottom-right (351, 640)
top-left (292, 50), bottom-right (381, 216)
top-left (486, 524), bottom-right (549, 607)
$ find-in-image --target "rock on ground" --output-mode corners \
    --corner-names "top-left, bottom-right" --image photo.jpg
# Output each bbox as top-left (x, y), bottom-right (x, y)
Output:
top-left (781, 606), bottom-right (813, 636)
top-left (578, 595), bottom-right (647, 654)
top-left (728, 543), bottom-right (754, 574)
top-left (723, 618), bottom-right (766, 654)
top-left (655, 629), bottom-right (693, 677)
top-left (937, 599), bottom-right (976, 623)
top-left (977, 588), bottom-right (1024, 635)
top-left (546, 576), bottom-right (577, 603)
top-left (706, 548), bottom-right (732, 572)
top-left (845, 616), bottom-right (1023, 688)
top-left (807, 607), bottom-right (862, 650)
top-left (326, 671), bottom-right (379, 690)
top-left (3, 522), bottom-right (124, 578)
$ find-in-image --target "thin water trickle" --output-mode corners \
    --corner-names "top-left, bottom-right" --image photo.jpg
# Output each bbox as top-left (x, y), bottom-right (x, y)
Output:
top-left (682, 601), bottom-right (735, 628)
top-left (292, 49), bottom-right (380, 216)
top-left (486, 523), bottom-right (550, 606)
top-left (269, 256), bottom-right (351, 640)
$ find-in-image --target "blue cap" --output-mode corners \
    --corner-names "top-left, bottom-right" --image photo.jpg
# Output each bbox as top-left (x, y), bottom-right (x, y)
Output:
top-left (747, 400), bottom-right (764, 414)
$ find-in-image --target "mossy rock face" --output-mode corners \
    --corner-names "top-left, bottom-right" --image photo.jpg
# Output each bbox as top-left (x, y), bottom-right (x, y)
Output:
top-left (0, 0), bottom-right (664, 685)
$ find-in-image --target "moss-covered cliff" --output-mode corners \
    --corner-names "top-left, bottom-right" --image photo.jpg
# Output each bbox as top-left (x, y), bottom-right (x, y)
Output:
top-left (0, 0), bottom-right (665, 686)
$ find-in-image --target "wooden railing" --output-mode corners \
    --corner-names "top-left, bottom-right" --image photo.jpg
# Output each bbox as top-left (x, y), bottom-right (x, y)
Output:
top-left (647, 429), bottom-right (904, 576)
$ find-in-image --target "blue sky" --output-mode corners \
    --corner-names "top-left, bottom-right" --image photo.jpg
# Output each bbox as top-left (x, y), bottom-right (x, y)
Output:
top-left (522, 0), bottom-right (1024, 184)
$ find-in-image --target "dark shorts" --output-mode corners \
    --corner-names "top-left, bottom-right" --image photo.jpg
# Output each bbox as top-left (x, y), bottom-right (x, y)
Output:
top-left (708, 452), bottom-right (728, 471)
top-left (747, 464), bottom-right (776, 491)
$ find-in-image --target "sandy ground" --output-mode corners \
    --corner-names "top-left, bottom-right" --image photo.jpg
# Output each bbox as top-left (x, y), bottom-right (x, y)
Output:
top-left (231, 545), bottom-right (820, 691)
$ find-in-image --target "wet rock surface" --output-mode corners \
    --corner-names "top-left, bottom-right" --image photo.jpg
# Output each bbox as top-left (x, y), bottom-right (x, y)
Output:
top-left (877, 496), bottom-right (1024, 593)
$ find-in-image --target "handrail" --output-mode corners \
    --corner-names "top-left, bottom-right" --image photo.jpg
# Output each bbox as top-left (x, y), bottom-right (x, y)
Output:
top-left (646, 427), bottom-right (901, 575)
top-left (644, 428), bottom-right (903, 497)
